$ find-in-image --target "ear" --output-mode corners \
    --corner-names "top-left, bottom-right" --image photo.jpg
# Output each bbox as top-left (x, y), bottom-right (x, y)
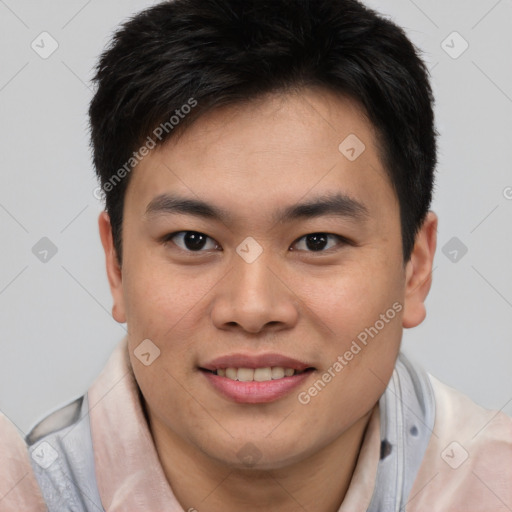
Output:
top-left (98, 211), bottom-right (126, 324)
top-left (402, 211), bottom-right (438, 329)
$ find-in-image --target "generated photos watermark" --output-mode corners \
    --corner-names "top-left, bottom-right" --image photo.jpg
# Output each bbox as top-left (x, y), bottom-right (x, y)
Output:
top-left (93, 97), bottom-right (198, 201)
top-left (298, 301), bottom-right (403, 405)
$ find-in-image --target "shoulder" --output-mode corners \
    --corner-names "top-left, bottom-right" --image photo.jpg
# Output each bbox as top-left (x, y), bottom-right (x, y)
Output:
top-left (26, 395), bottom-right (103, 512)
top-left (408, 375), bottom-right (512, 511)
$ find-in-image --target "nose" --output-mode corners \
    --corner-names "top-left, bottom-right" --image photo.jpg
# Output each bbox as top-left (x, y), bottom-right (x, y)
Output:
top-left (210, 253), bottom-right (299, 334)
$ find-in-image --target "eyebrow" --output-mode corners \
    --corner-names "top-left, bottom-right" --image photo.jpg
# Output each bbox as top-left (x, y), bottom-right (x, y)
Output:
top-left (144, 192), bottom-right (370, 224)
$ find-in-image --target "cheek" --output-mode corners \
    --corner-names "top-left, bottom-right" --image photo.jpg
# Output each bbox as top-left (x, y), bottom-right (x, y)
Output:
top-left (295, 252), bottom-right (405, 402)
top-left (122, 256), bottom-right (211, 339)
top-left (299, 256), bottom-right (404, 339)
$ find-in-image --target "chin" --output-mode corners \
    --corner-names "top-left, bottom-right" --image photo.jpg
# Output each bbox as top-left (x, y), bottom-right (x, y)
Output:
top-left (203, 435), bottom-right (312, 471)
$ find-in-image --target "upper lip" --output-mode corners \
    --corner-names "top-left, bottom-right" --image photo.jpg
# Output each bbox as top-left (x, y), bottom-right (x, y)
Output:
top-left (200, 353), bottom-right (314, 371)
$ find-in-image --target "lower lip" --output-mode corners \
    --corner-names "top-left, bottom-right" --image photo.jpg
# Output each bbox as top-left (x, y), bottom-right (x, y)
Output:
top-left (201, 369), bottom-right (314, 404)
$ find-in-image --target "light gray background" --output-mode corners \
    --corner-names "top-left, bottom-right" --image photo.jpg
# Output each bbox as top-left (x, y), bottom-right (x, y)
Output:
top-left (0, 0), bottom-right (511, 436)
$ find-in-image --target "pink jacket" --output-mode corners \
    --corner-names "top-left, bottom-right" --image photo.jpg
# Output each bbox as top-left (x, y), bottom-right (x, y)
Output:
top-left (0, 413), bottom-right (46, 511)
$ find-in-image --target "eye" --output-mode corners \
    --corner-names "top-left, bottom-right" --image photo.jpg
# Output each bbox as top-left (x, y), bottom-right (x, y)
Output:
top-left (164, 231), bottom-right (220, 252)
top-left (291, 233), bottom-right (347, 252)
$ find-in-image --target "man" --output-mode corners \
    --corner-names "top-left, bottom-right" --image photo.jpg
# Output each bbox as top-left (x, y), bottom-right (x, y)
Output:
top-left (24, 0), bottom-right (512, 510)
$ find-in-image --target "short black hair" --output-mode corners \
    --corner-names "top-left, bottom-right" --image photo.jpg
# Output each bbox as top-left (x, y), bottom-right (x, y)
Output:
top-left (89, 0), bottom-right (437, 265)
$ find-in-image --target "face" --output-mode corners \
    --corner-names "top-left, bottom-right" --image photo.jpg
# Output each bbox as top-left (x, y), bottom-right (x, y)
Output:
top-left (100, 88), bottom-right (436, 470)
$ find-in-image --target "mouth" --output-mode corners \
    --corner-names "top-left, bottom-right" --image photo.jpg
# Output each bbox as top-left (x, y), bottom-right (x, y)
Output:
top-left (199, 354), bottom-right (316, 403)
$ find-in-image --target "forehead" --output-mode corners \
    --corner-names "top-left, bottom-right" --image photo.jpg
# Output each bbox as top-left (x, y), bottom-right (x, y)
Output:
top-left (125, 88), bottom-right (397, 227)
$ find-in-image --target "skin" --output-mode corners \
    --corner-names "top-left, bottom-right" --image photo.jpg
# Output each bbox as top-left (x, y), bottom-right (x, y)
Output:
top-left (99, 87), bottom-right (437, 511)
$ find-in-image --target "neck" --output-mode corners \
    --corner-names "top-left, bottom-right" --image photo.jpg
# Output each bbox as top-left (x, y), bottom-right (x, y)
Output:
top-left (148, 407), bottom-right (374, 512)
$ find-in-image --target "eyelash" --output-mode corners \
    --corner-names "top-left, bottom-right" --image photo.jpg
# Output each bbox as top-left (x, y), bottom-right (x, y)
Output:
top-left (161, 231), bottom-right (351, 254)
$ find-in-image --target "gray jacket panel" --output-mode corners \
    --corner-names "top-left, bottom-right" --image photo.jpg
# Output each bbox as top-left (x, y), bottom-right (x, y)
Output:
top-left (26, 394), bottom-right (103, 512)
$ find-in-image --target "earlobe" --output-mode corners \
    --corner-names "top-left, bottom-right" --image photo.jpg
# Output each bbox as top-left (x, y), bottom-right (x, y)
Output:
top-left (98, 211), bottom-right (127, 324)
top-left (402, 211), bottom-right (438, 329)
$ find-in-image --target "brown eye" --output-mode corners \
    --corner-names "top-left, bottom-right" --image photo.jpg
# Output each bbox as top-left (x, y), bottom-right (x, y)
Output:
top-left (165, 231), bottom-right (219, 251)
top-left (291, 233), bottom-right (345, 252)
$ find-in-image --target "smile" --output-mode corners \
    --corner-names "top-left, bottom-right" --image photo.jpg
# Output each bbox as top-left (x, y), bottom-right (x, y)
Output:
top-left (207, 367), bottom-right (311, 382)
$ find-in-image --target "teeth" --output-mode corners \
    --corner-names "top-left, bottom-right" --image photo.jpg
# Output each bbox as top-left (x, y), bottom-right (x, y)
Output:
top-left (254, 367), bottom-right (272, 382)
top-left (271, 367), bottom-right (285, 379)
top-left (225, 368), bottom-right (237, 380)
top-left (237, 368), bottom-right (254, 382)
top-left (217, 367), bottom-right (300, 382)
